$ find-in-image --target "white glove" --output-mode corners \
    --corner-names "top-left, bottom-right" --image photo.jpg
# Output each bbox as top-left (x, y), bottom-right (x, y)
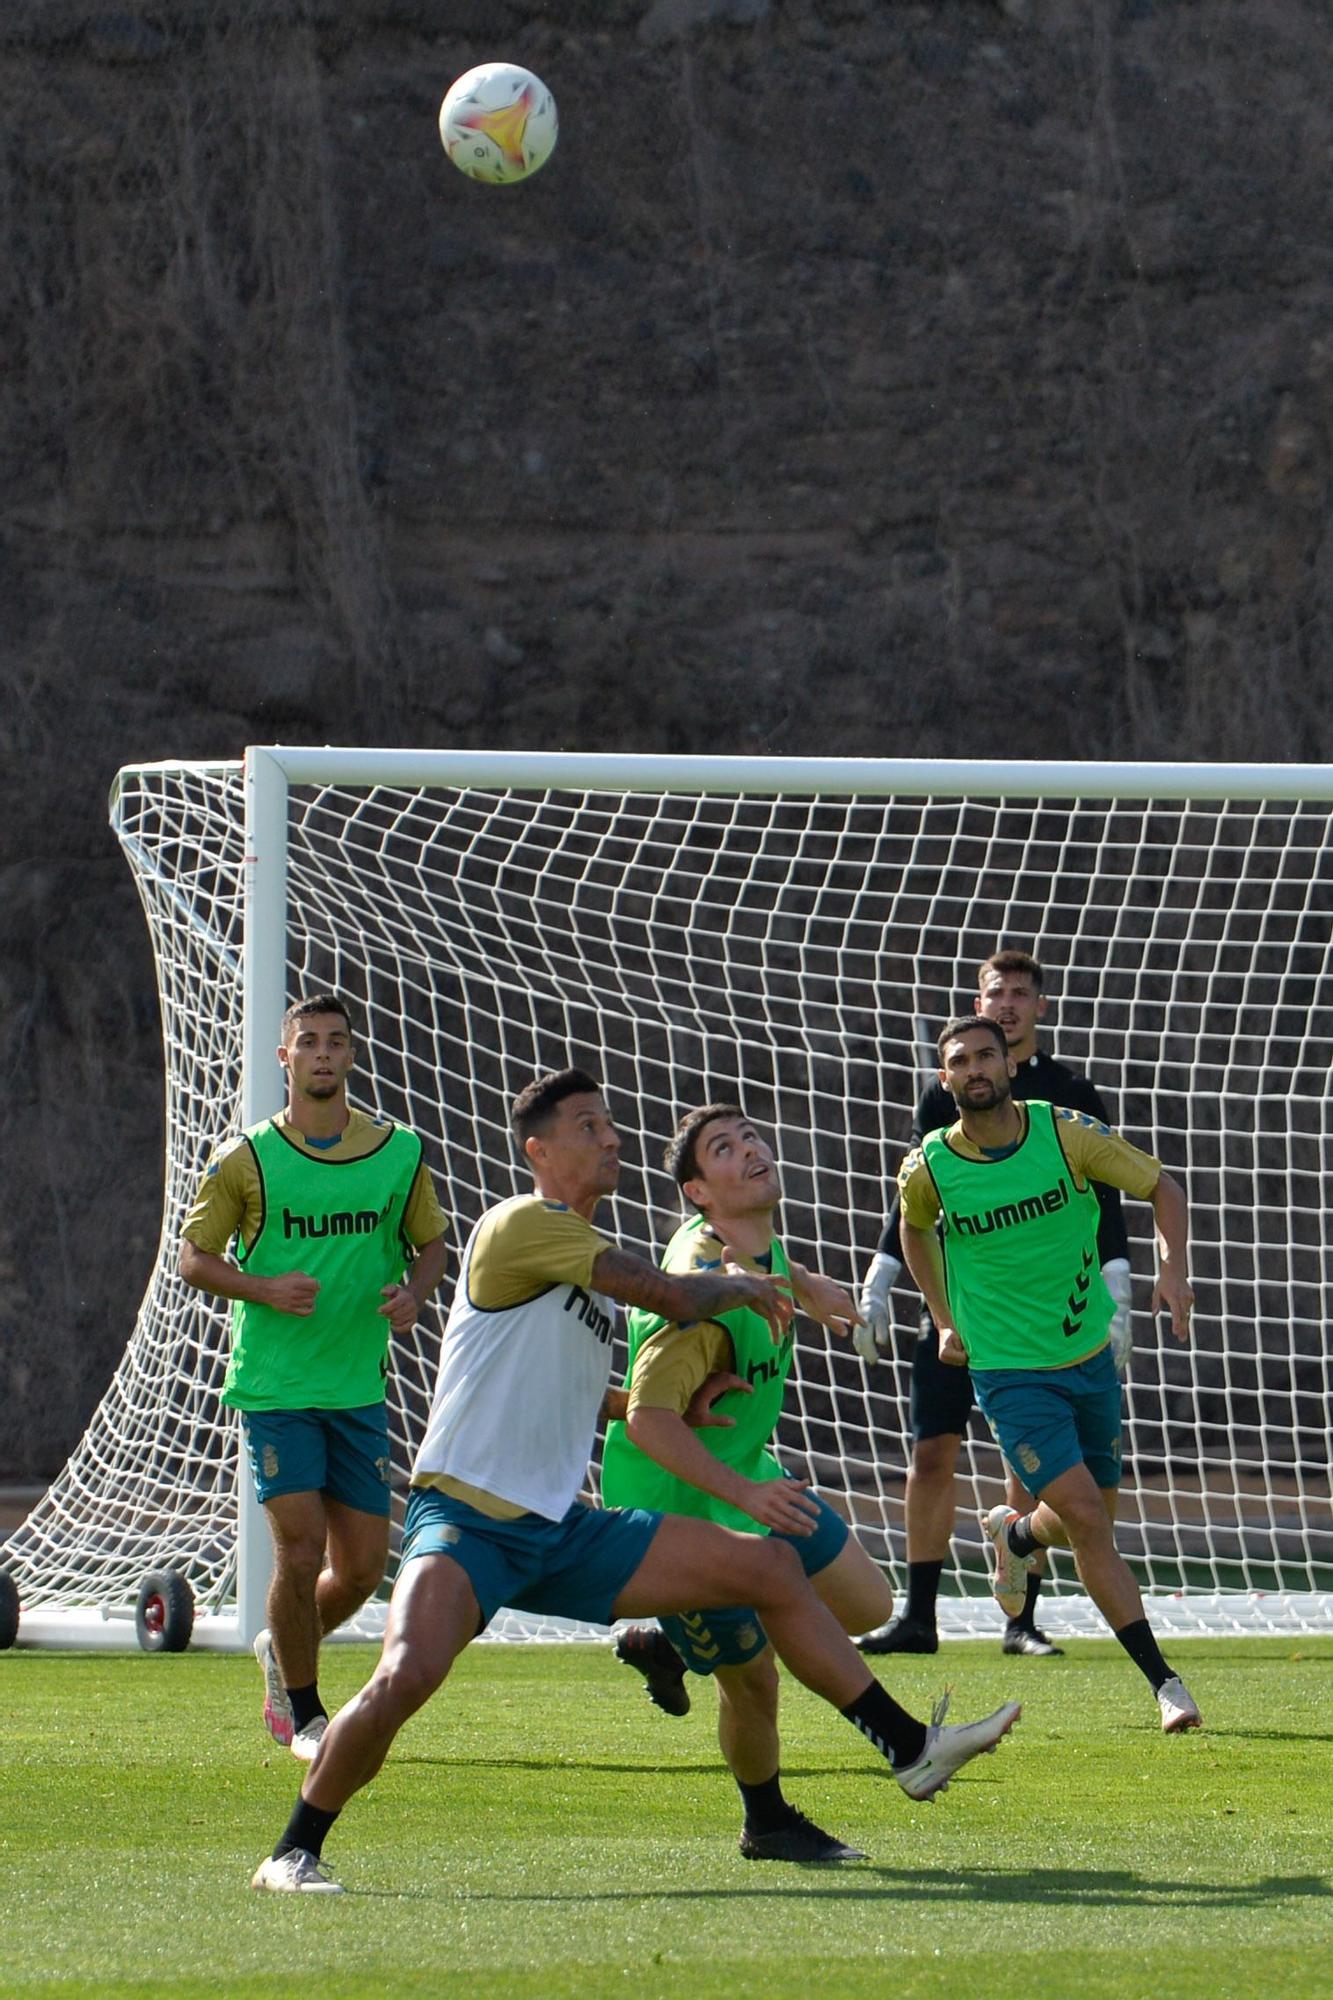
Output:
top-left (1103, 1258), bottom-right (1133, 1376)
top-left (853, 1252), bottom-right (901, 1363)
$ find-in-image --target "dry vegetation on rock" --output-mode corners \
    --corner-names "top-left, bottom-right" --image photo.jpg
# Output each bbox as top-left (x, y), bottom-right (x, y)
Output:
top-left (2, 0), bottom-right (1330, 1472)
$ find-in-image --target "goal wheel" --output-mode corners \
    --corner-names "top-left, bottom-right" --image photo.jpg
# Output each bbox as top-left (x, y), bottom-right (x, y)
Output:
top-left (134, 1571), bottom-right (194, 1653)
top-left (0, 1570), bottom-right (18, 1649)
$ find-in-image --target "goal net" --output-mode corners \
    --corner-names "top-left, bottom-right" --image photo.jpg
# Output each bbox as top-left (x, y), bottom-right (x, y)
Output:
top-left (8, 749), bottom-right (1332, 1646)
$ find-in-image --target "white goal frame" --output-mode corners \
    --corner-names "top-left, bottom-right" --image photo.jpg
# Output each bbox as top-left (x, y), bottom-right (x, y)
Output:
top-left (7, 747), bottom-right (1333, 1648)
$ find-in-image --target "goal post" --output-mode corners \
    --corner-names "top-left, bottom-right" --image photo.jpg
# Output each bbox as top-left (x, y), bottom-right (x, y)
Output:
top-left (6, 748), bottom-right (1332, 1648)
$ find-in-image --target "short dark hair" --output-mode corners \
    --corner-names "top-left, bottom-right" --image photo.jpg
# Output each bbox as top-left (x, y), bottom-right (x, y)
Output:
top-left (280, 993), bottom-right (354, 1043)
top-left (663, 1102), bottom-right (745, 1191)
top-left (937, 1015), bottom-right (1008, 1061)
top-left (978, 948), bottom-right (1043, 991)
top-left (510, 1067), bottom-right (604, 1144)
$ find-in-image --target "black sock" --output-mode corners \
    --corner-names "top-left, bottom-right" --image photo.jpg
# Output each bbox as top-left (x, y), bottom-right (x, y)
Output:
top-left (273, 1795), bottom-right (340, 1863)
top-left (737, 1771), bottom-right (793, 1835)
top-left (1007, 1570), bottom-right (1044, 1634)
top-left (904, 1559), bottom-right (943, 1628)
top-left (1113, 1617), bottom-right (1172, 1691)
top-left (1008, 1513), bottom-right (1042, 1560)
top-left (841, 1679), bottom-right (929, 1769)
top-left (287, 1682), bottom-right (327, 1733)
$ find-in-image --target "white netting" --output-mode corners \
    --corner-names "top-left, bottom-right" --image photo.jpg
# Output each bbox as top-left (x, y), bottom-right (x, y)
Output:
top-left (7, 758), bottom-right (1332, 1642)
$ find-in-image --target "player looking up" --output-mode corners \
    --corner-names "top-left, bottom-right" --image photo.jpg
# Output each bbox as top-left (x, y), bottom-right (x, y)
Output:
top-left (856, 949), bottom-right (1133, 1657)
top-left (250, 1068), bottom-right (1020, 1893)
top-left (895, 1017), bottom-right (1201, 1734)
top-left (602, 1103), bottom-right (895, 1864)
top-left (180, 994), bottom-right (449, 1761)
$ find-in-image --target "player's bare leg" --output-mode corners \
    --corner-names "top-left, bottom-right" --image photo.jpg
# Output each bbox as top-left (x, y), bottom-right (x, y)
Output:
top-left (264, 1498), bottom-right (390, 1762)
top-left (716, 1651), bottom-right (780, 1783)
top-left (717, 1651), bottom-right (866, 1864)
top-left (1014, 1465), bottom-right (1138, 1626)
top-left (811, 1532), bottom-right (893, 1636)
top-left (906, 1433), bottom-right (961, 1564)
top-left (615, 1513), bottom-right (1020, 1797)
top-left (619, 1519), bottom-right (892, 1717)
top-left (318, 1499), bottom-right (390, 1635)
top-left (994, 1463), bottom-right (1200, 1730)
top-left (613, 1515), bottom-right (868, 1706)
top-left (252, 1491), bottom-right (327, 1752)
top-left (302, 1553), bottom-right (479, 1809)
top-left (1000, 1466), bottom-right (1063, 1657)
top-left (262, 1490), bottom-right (328, 1688)
top-left (257, 1493), bottom-right (390, 1761)
top-left (252, 1552), bottom-right (480, 1893)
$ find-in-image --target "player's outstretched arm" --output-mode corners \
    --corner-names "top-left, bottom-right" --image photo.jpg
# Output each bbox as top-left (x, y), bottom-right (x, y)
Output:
top-left (786, 1261), bottom-right (863, 1337)
top-left (901, 1223), bottom-right (965, 1366)
top-left (591, 1246), bottom-right (794, 1340)
top-left (1148, 1171), bottom-right (1193, 1340)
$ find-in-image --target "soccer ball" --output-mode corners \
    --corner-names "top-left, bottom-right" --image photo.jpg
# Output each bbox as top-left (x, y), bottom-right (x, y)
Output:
top-left (439, 63), bottom-right (558, 185)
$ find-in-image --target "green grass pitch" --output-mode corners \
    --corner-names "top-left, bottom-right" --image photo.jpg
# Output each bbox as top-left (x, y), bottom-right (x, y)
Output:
top-left (2, 1637), bottom-right (1331, 1999)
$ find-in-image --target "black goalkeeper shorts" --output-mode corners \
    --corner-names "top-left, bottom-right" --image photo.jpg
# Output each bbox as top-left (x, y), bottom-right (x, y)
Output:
top-left (909, 1312), bottom-right (976, 1441)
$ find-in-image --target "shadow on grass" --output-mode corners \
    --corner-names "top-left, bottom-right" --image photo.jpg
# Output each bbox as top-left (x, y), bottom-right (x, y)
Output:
top-left (387, 1668), bottom-right (1333, 1787)
top-left (393, 1722), bottom-right (1333, 1775)
top-left (1135, 1647), bottom-right (1333, 1663)
top-left (393, 1755), bottom-right (884, 1777)
top-left (1113, 1724), bottom-right (1333, 1744)
top-left (342, 1866), bottom-right (1333, 1909)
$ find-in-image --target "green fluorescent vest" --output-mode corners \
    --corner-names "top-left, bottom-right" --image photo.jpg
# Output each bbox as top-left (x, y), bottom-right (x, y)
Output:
top-left (600, 1217), bottom-right (792, 1534)
top-left (223, 1118), bottom-right (423, 1411)
top-left (923, 1102), bottom-right (1113, 1372)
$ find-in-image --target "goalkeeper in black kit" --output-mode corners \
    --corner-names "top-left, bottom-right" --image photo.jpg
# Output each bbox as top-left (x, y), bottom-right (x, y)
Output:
top-left (854, 950), bottom-right (1133, 1658)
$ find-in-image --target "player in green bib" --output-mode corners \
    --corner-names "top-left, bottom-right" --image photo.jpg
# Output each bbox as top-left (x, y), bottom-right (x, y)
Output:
top-left (897, 1016), bottom-right (1203, 1735)
top-left (180, 993), bottom-right (449, 1761)
top-left (603, 1104), bottom-right (916, 1864)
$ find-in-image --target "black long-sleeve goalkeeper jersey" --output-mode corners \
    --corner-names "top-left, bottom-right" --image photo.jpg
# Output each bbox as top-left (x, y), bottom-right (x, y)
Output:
top-left (875, 1046), bottom-right (1131, 1269)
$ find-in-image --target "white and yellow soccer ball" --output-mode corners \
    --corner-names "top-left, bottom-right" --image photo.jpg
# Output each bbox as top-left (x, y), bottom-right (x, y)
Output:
top-left (439, 63), bottom-right (558, 185)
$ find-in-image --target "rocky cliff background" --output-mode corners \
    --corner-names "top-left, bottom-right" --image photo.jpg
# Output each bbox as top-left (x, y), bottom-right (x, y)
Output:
top-left (2, 0), bottom-right (1330, 1479)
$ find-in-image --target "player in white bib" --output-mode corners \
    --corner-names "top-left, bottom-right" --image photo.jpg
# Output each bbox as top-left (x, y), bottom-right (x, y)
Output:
top-left (252, 1068), bottom-right (1021, 1893)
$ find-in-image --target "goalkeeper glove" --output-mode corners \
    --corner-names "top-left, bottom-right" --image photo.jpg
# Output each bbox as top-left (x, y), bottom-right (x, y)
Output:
top-left (853, 1252), bottom-right (901, 1363)
top-left (1103, 1257), bottom-right (1134, 1376)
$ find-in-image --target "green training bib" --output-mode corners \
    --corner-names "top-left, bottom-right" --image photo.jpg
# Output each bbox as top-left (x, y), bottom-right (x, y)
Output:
top-left (223, 1118), bottom-right (423, 1410)
top-left (923, 1102), bottom-right (1113, 1371)
top-left (601, 1216), bottom-right (792, 1533)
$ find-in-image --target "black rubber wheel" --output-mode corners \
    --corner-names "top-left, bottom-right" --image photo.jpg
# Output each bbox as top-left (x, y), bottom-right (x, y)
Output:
top-left (0, 1569), bottom-right (18, 1649)
top-left (134, 1570), bottom-right (194, 1653)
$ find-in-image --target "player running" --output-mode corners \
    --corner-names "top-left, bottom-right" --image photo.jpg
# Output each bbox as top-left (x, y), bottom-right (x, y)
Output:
top-left (896, 1018), bottom-right (1201, 1734)
top-left (856, 949), bottom-right (1133, 1658)
top-left (180, 992), bottom-right (448, 1761)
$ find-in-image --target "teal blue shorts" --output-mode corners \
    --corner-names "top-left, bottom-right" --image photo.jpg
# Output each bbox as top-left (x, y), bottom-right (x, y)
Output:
top-left (240, 1404), bottom-right (392, 1516)
top-left (661, 1489), bottom-right (850, 1676)
top-left (972, 1347), bottom-right (1122, 1495)
top-left (400, 1487), bottom-right (662, 1629)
